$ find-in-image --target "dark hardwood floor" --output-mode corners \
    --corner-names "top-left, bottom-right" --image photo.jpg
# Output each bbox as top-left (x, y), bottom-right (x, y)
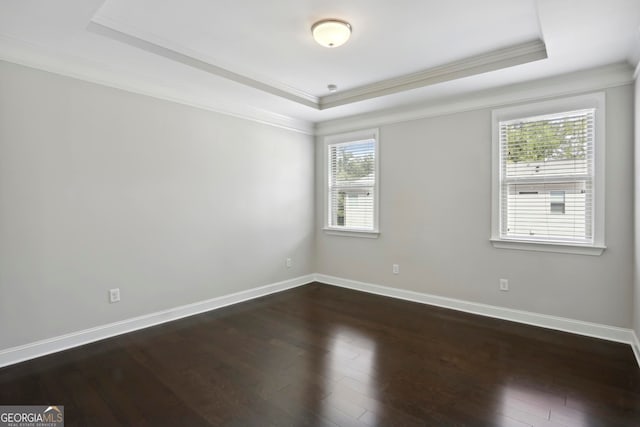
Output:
top-left (1, 282), bottom-right (639, 426)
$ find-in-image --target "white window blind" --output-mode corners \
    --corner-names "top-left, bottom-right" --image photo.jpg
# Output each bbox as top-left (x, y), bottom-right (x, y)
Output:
top-left (328, 138), bottom-right (376, 231)
top-left (499, 109), bottom-right (595, 244)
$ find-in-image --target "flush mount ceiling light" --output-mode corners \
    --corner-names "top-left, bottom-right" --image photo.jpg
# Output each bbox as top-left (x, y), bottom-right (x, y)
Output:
top-left (311, 19), bottom-right (352, 48)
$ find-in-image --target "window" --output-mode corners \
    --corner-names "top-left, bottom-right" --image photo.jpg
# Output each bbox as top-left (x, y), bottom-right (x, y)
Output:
top-left (324, 129), bottom-right (379, 237)
top-left (550, 191), bottom-right (565, 214)
top-left (491, 93), bottom-right (605, 255)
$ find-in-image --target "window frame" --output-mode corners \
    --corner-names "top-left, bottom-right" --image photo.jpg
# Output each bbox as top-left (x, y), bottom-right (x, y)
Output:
top-left (323, 128), bottom-right (380, 238)
top-left (490, 93), bottom-right (606, 256)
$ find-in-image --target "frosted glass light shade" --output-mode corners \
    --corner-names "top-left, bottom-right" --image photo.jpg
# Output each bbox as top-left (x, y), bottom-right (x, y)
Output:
top-left (311, 19), bottom-right (352, 48)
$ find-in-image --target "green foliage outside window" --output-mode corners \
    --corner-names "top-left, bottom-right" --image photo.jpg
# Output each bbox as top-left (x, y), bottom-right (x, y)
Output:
top-left (506, 117), bottom-right (588, 163)
top-left (333, 144), bottom-right (374, 225)
top-left (336, 151), bottom-right (374, 181)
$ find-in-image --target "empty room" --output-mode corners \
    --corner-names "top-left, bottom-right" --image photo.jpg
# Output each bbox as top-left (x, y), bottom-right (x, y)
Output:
top-left (1, 0), bottom-right (639, 426)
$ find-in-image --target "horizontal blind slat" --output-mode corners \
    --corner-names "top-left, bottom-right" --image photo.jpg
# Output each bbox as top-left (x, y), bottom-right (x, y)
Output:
top-left (328, 138), bottom-right (376, 230)
top-left (499, 108), bottom-right (595, 243)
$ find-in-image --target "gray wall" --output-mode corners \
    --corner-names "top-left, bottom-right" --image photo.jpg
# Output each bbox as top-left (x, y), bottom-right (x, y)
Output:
top-left (0, 61), bottom-right (315, 349)
top-left (635, 74), bottom-right (640, 338)
top-left (316, 85), bottom-right (634, 328)
top-left (0, 57), bottom-right (635, 353)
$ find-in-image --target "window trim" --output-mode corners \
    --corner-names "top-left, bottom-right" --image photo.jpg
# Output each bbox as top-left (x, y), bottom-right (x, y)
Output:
top-left (490, 93), bottom-right (606, 255)
top-left (323, 128), bottom-right (380, 238)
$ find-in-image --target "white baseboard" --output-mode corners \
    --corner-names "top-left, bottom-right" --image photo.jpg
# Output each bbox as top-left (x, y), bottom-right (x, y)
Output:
top-left (0, 274), bottom-right (314, 369)
top-left (632, 331), bottom-right (640, 368)
top-left (2, 273), bottom-right (637, 370)
top-left (314, 274), bottom-right (637, 349)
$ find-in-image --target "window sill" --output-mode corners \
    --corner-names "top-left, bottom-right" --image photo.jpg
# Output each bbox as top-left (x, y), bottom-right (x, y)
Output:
top-left (323, 228), bottom-right (380, 239)
top-left (490, 239), bottom-right (605, 256)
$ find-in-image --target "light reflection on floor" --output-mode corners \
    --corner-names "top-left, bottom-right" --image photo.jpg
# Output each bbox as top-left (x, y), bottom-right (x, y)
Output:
top-left (320, 326), bottom-right (380, 425)
top-left (499, 384), bottom-right (586, 426)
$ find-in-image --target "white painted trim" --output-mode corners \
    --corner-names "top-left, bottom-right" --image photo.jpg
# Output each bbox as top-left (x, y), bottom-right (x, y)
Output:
top-left (0, 35), bottom-right (314, 135)
top-left (1, 274), bottom-right (636, 369)
top-left (87, 20), bottom-right (319, 109)
top-left (631, 331), bottom-right (640, 368)
top-left (323, 128), bottom-right (380, 234)
top-left (490, 92), bottom-right (606, 255)
top-left (89, 14), bottom-right (546, 111)
top-left (315, 62), bottom-right (633, 136)
top-left (319, 40), bottom-right (547, 109)
top-left (89, 15), bottom-right (320, 107)
top-left (0, 274), bottom-right (314, 369)
top-left (490, 239), bottom-right (605, 256)
top-left (0, 30), bottom-right (630, 138)
top-left (314, 274), bottom-right (636, 345)
top-left (322, 228), bottom-right (380, 238)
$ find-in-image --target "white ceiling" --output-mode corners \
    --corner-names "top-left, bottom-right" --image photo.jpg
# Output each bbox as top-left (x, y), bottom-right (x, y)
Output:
top-left (0, 0), bottom-right (638, 132)
top-left (93, 0), bottom-right (543, 96)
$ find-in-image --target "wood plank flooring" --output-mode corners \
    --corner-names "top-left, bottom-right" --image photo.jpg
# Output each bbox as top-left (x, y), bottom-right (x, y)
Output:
top-left (0, 282), bottom-right (638, 426)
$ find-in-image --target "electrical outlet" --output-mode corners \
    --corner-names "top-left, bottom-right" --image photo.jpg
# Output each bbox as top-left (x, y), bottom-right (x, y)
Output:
top-left (392, 264), bottom-right (400, 274)
top-left (109, 288), bottom-right (121, 303)
top-left (499, 279), bottom-right (509, 292)
top-left (286, 257), bottom-right (292, 268)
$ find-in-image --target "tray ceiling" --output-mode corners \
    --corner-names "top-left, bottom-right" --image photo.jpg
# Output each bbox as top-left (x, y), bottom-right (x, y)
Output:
top-left (0, 0), bottom-right (638, 130)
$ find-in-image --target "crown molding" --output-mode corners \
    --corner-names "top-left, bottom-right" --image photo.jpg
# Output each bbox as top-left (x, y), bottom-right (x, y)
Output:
top-left (315, 62), bottom-right (634, 136)
top-left (87, 18), bottom-right (320, 109)
top-left (0, 33), bottom-right (314, 135)
top-left (89, 15), bottom-right (548, 111)
top-left (1, 29), bottom-right (631, 139)
top-left (318, 39), bottom-right (547, 109)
